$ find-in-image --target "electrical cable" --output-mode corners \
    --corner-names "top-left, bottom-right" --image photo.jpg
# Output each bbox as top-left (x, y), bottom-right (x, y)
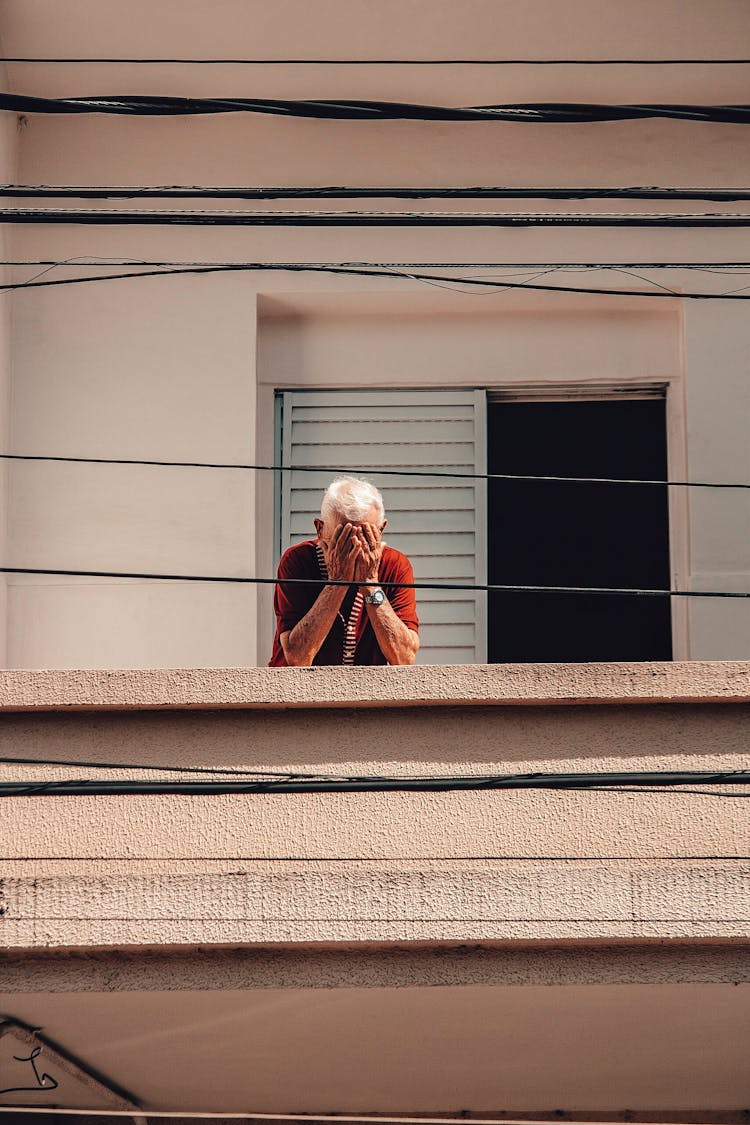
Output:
top-left (4, 185), bottom-right (750, 201)
top-left (3, 94), bottom-right (750, 121)
top-left (2, 452), bottom-right (749, 492)
top-left (1, 757), bottom-right (747, 788)
top-left (3, 208), bottom-right (750, 228)
top-left (2, 57), bottom-right (750, 65)
top-left (3, 783), bottom-right (750, 797)
top-left (2, 566), bottom-right (749, 599)
top-left (3, 261), bottom-right (750, 301)
top-left (0, 769), bottom-right (747, 797)
top-left (3, 259), bottom-right (750, 268)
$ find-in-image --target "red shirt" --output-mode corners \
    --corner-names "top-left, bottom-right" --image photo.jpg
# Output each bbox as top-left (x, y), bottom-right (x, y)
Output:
top-left (269, 539), bottom-right (419, 666)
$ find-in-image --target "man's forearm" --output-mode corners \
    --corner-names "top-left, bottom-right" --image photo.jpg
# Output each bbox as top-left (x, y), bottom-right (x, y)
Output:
top-left (281, 584), bottom-right (348, 666)
top-left (362, 596), bottom-right (419, 665)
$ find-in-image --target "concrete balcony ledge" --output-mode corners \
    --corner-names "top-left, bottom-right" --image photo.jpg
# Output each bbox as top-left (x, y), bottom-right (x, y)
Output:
top-left (0, 660), bottom-right (749, 712)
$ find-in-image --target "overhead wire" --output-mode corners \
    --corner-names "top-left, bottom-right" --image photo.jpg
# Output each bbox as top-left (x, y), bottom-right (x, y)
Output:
top-left (3, 259), bottom-right (750, 269)
top-left (2, 757), bottom-right (748, 794)
top-left (3, 185), bottom-right (750, 201)
top-left (3, 260), bottom-right (750, 301)
top-left (3, 94), bottom-right (750, 121)
top-left (0, 768), bottom-right (748, 798)
top-left (3, 450), bottom-right (750, 490)
top-left (6, 451), bottom-right (748, 489)
top-left (2, 56), bottom-right (750, 65)
top-left (2, 207), bottom-right (750, 228)
top-left (3, 783), bottom-right (750, 798)
top-left (1, 566), bottom-right (749, 600)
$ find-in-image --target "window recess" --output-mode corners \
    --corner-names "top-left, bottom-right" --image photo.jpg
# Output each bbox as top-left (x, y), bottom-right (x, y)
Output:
top-left (275, 387), bottom-right (672, 665)
top-left (487, 395), bottom-right (672, 663)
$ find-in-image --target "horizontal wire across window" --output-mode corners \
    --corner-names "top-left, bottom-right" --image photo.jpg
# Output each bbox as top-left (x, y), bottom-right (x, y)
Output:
top-left (2, 452), bottom-right (749, 490)
top-left (2, 566), bottom-right (750, 599)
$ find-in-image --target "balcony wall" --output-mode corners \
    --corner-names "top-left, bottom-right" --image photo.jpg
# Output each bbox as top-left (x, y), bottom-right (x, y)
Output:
top-left (1, 661), bottom-right (748, 949)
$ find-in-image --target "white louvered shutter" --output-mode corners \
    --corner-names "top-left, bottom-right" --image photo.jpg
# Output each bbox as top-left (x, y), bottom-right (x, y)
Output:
top-left (276, 389), bottom-right (487, 664)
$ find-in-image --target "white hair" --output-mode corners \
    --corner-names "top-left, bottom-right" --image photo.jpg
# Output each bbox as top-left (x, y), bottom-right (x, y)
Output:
top-left (321, 476), bottom-right (385, 523)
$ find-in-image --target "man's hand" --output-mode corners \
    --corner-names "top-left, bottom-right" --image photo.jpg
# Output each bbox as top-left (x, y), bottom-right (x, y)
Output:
top-left (353, 523), bottom-right (384, 586)
top-left (321, 522), bottom-right (360, 582)
top-left (280, 522), bottom-right (359, 666)
top-left (352, 522), bottom-right (419, 665)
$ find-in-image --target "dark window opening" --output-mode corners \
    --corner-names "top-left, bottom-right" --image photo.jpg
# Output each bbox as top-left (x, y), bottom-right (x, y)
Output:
top-left (487, 398), bottom-right (672, 663)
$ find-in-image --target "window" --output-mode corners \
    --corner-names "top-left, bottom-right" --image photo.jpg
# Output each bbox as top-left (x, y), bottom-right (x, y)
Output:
top-left (275, 389), bottom-right (486, 664)
top-left (487, 396), bottom-right (672, 663)
top-left (275, 388), bottom-right (671, 664)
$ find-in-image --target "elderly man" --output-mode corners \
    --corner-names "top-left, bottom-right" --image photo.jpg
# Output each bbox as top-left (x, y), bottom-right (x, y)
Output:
top-left (270, 477), bottom-right (419, 667)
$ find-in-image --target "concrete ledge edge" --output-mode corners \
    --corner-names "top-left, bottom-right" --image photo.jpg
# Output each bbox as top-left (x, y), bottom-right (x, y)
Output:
top-left (0, 662), bottom-right (749, 712)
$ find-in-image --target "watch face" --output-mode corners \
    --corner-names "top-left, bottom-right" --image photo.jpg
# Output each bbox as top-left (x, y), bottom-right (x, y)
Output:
top-left (368, 588), bottom-right (386, 606)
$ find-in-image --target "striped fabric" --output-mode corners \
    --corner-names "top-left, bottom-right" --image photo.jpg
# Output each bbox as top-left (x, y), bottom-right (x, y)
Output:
top-left (315, 543), bottom-right (364, 666)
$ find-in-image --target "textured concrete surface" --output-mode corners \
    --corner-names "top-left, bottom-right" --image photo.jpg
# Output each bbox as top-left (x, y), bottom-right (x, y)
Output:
top-left (1, 684), bottom-right (749, 949)
top-left (2, 785), bottom-right (748, 859)
top-left (2, 662), bottom-right (750, 711)
top-left (3, 944), bottom-right (749, 993)
top-left (2, 702), bottom-right (748, 864)
top-left (3, 860), bottom-right (749, 947)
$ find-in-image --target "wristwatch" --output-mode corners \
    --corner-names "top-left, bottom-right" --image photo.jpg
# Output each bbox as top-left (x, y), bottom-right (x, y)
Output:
top-left (363, 587), bottom-right (386, 607)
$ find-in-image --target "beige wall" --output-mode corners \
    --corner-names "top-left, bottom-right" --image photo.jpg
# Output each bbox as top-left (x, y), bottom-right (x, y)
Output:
top-left (2, 663), bottom-right (749, 1109)
top-left (7, 271), bottom-right (260, 667)
top-left (1, 1), bottom-right (750, 666)
top-left (2, 663), bottom-right (748, 948)
top-left (2, 945), bottom-right (749, 1115)
top-left (0, 82), bottom-right (18, 666)
top-left (2, 0), bottom-right (748, 69)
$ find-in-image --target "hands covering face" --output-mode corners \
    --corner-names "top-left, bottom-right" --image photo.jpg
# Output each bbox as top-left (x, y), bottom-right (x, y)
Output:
top-left (352, 522), bottom-right (384, 585)
top-left (321, 521), bottom-right (384, 584)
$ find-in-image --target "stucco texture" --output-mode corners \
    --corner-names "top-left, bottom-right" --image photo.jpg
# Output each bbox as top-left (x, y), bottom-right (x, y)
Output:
top-left (1, 661), bottom-right (750, 710)
top-left (1, 665), bottom-right (748, 949)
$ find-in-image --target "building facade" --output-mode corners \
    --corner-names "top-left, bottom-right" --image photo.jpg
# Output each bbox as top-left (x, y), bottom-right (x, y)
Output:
top-left (1, 1), bottom-right (749, 1121)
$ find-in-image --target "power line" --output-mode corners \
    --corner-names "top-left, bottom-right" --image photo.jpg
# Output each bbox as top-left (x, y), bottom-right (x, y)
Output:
top-left (2, 260), bottom-right (750, 301)
top-left (2, 57), bottom-right (750, 65)
top-left (3, 93), bottom-right (750, 122)
top-left (2, 566), bottom-right (749, 599)
top-left (1, 768), bottom-right (748, 797)
top-left (3, 258), bottom-right (750, 269)
top-left (2, 757), bottom-right (748, 790)
top-left (2, 452), bottom-right (749, 491)
top-left (4, 185), bottom-right (750, 201)
top-left (2, 208), bottom-right (750, 229)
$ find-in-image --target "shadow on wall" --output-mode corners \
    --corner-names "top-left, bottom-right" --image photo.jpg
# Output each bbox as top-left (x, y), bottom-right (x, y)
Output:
top-left (1, 702), bottom-right (747, 770)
